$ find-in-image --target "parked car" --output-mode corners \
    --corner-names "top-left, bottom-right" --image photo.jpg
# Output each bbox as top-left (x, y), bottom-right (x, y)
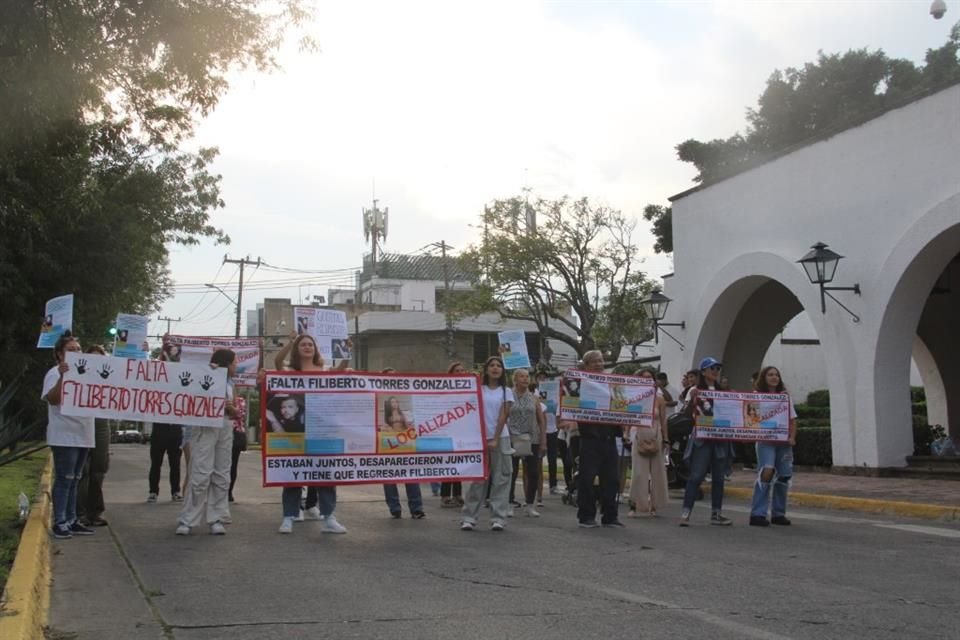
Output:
top-left (114, 429), bottom-right (144, 443)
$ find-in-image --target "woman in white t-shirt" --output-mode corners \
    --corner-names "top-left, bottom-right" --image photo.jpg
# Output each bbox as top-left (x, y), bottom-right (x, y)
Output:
top-left (749, 366), bottom-right (798, 527)
top-left (460, 356), bottom-right (514, 531)
top-left (43, 334), bottom-right (96, 539)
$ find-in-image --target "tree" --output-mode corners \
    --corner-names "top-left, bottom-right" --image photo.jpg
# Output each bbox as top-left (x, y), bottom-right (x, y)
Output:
top-left (0, 1), bottom-right (311, 423)
top-left (455, 196), bottom-right (651, 360)
top-left (675, 24), bottom-right (960, 184)
top-left (642, 204), bottom-right (673, 254)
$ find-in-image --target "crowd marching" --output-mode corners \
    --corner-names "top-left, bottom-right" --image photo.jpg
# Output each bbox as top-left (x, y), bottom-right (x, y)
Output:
top-left (42, 333), bottom-right (797, 539)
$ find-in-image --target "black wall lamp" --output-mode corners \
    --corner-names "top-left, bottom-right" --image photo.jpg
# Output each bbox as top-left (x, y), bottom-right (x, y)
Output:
top-left (639, 290), bottom-right (685, 350)
top-left (797, 242), bottom-right (861, 322)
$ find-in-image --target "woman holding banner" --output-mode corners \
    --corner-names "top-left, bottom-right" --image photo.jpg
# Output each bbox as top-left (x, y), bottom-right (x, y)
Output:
top-left (176, 349), bottom-right (238, 536)
top-left (275, 333), bottom-right (347, 535)
top-left (43, 333), bottom-right (96, 539)
top-left (460, 356), bottom-right (513, 532)
top-left (679, 357), bottom-right (734, 527)
top-left (508, 369), bottom-right (546, 518)
top-left (749, 366), bottom-right (797, 527)
top-left (628, 368), bottom-right (669, 518)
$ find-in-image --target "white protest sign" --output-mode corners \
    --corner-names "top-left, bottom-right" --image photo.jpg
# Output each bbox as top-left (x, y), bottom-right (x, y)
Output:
top-left (559, 369), bottom-right (656, 426)
top-left (293, 307), bottom-right (350, 364)
top-left (497, 329), bottom-right (531, 369)
top-left (113, 313), bottom-right (149, 359)
top-left (693, 390), bottom-right (791, 442)
top-left (38, 294), bottom-right (74, 348)
top-left (163, 335), bottom-right (261, 387)
top-left (260, 371), bottom-right (486, 486)
top-left (60, 352), bottom-right (228, 428)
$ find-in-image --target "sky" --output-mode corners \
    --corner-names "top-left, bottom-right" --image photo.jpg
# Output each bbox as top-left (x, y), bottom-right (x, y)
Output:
top-left (155, 0), bottom-right (956, 341)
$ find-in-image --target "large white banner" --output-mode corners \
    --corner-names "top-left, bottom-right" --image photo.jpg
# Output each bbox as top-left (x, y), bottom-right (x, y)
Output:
top-left (559, 369), bottom-right (656, 426)
top-left (163, 335), bottom-right (261, 387)
top-left (261, 371), bottom-right (486, 486)
top-left (293, 306), bottom-right (350, 365)
top-left (60, 353), bottom-right (228, 427)
top-left (693, 390), bottom-right (791, 442)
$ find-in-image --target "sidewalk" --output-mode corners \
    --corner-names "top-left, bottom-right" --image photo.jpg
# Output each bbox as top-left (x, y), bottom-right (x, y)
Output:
top-left (719, 468), bottom-right (960, 520)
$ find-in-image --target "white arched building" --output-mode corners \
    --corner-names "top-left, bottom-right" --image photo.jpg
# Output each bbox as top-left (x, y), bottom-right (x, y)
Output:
top-left (661, 84), bottom-right (960, 471)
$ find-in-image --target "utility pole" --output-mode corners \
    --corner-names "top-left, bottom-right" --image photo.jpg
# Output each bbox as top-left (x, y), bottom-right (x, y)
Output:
top-left (222, 255), bottom-right (260, 338)
top-left (157, 316), bottom-right (180, 335)
top-left (429, 240), bottom-right (455, 360)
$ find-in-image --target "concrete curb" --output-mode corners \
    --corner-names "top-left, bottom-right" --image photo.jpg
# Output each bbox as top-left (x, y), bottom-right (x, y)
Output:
top-left (723, 486), bottom-right (959, 521)
top-left (0, 455), bottom-right (53, 640)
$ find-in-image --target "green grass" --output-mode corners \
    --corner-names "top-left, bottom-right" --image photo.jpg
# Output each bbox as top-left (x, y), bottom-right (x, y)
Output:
top-left (0, 448), bottom-right (48, 592)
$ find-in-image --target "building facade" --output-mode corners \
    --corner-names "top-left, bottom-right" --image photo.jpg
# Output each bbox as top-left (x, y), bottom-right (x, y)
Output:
top-left (661, 84), bottom-right (960, 470)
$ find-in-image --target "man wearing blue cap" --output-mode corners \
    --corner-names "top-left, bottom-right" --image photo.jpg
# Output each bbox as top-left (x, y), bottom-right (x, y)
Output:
top-left (679, 356), bottom-right (734, 527)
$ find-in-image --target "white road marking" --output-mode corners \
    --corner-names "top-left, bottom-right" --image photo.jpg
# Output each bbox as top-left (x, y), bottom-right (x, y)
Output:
top-left (874, 524), bottom-right (960, 539)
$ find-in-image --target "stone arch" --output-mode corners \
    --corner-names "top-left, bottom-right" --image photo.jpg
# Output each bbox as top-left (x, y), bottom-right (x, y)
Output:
top-left (870, 193), bottom-right (960, 465)
top-left (912, 336), bottom-right (948, 433)
top-left (690, 252), bottom-right (831, 394)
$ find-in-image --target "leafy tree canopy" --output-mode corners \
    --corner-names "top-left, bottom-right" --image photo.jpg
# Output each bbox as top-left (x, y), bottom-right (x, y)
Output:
top-left (0, 1), bottom-right (311, 422)
top-left (454, 196), bottom-right (652, 361)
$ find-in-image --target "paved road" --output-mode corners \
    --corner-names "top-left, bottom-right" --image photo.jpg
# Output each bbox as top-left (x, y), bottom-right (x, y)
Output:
top-left (49, 445), bottom-right (960, 640)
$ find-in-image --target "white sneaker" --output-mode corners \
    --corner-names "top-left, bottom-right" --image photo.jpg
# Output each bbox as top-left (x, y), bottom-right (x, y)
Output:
top-left (175, 524), bottom-right (190, 536)
top-left (321, 515), bottom-right (347, 534)
top-left (491, 521), bottom-right (505, 531)
top-left (506, 507), bottom-right (514, 518)
top-left (220, 514), bottom-right (233, 525)
top-left (460, 521), bottom-right (474, 531)
top-left (278, 517), bottom-right (294, 534)
top-left (147, 493), bottom-right (158, 503)
top-left (303, 506), bottom-right (322, 520)
top-left (525, 505), bottom-right (541, 518)
top-left (209, 521), bottom-right (226, 535)
top-left (293, 510), bottom-right (305, 522)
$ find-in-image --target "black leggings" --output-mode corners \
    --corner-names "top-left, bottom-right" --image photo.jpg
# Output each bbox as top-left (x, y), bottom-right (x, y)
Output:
top-left (523, 444), bottom-right (541, 504)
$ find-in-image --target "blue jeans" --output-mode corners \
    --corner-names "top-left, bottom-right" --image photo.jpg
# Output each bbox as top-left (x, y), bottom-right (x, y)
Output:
top-left (750, 443), bottom-right (793, 518)
top-left (281, 486), bottom-right (337, 518)
top-left (383, 483), bottom-right (423, 514)
top-left (51, 446), bottom-right (90, 526)
top-left (681, 440), bottom-right (727, 513)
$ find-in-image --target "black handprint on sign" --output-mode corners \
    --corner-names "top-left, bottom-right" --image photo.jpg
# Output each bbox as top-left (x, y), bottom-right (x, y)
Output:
top-left (199, 375), bottom-right (215, 391)
top-left (179, 372), bottom-right (192, 387)
top-left (75, 359), bottom-right (87, 375)
top-left (98, 363), bottom-right (113, 379)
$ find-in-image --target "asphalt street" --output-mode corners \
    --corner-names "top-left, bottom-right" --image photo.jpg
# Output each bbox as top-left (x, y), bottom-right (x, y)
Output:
top-left (48, 445), bottom-right (960, 640)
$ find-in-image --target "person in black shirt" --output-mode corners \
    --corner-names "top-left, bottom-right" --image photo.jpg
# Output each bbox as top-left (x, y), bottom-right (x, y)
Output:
top-left (574, 350), bottom-right (624, 528)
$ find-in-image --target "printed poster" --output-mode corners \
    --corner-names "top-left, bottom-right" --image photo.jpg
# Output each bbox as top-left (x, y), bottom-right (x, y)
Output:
top-left (261, 371), bottom-right (486, 486)
top-left (38, 294), bottom-right (74, 348)
top-left (293, 306), bottom-right (351, 365)
top-left (693, 390), bottom-right (791, 442)
top-left (163, 335), bottom-right (262, 387)
top-left (559, 369), bottom-right (655, 427)
top-left (537, 379), bottom-right (560, 415)
top-left (113, 314), bottom-right (149, 359)
top-left (497, 329), bottom-right (531, 369)
top-left (59, 353), bottom-right (228, 428)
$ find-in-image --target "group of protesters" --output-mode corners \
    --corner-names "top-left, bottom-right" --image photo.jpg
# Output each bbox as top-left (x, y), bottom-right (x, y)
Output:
top-left (42, 331), bottom-right (796, 540)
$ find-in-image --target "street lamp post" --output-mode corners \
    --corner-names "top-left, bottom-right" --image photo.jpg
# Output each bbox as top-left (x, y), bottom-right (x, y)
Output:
top-left (797, 242), bottom-right (861, 322)
top-left (638, 290), bottom-right (686, 350)
top-left (205, 283), bottom-right (240, 337)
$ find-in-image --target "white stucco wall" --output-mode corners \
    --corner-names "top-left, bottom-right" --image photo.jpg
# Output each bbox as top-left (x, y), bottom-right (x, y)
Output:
top-left (663, 84), bottom-right (960, 468)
